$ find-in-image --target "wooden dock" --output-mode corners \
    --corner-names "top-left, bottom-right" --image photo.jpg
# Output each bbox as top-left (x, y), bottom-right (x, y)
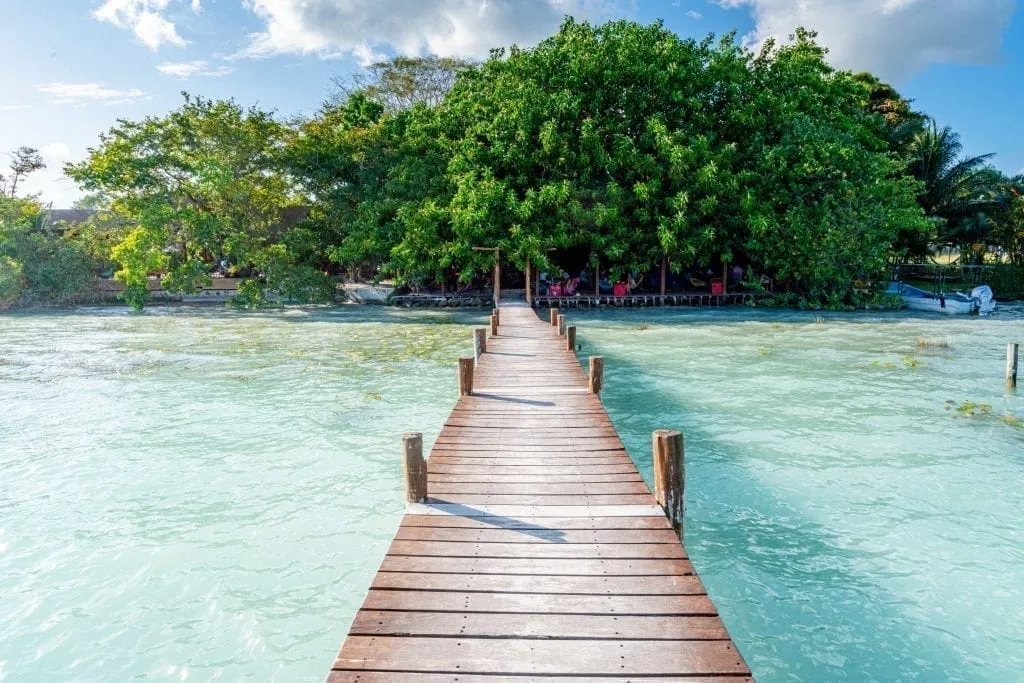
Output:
top-left (327, 302), bottom-right (752, 681)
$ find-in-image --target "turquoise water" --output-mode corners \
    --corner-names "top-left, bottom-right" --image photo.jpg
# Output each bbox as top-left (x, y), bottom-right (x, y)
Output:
top-left (1, 304), bottom-right (1022, 681)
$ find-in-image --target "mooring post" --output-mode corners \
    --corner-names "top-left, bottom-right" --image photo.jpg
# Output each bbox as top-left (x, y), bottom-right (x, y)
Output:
top-left (653, 430), bottom-right (684, 535)
top-left (1009, 342), bottom-right (1020, 389)
top-left (566, 325), bottom-right (577, 353)
top-left (473, 328), bottom-right (487, 362)
top-left (458, 357), bottom-right (475, 396)
top-left (557, 314), bottom-right (566, 337)
top-left (589, 356), bottom-right (604, 395)
top-left (550, 307), bottom-right (559, 326)
top-left (493, 308), bottom-right (500, 325)
top-left (490, 313), bottom-right (498, 337)
top-left (402, 432), bottom-right (427, 504)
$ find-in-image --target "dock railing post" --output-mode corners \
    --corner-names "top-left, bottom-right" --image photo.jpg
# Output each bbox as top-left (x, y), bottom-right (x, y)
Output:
top-left (550, 307), bottom-right (559, 326)
top-left (458, 357), bottom-right (475, 396)
top-left (557, 314), bottom-right (566, 337)
top-left (653, 430), bottom-right (684, 536)
top-left (489, 312), bottom-right (498, 337)
top-left (589, 356), bottom-right (604, 395)
top-left (1009, 342), bottom-right (1020, 389)
top-left (566, 325), bottom-right (577, 353)
top-left (402, 432), bottom-right (427, 504)
top-left (474, 328), bottom-right (487, 362)
top-left (493, 308), bottom-right (500, 325)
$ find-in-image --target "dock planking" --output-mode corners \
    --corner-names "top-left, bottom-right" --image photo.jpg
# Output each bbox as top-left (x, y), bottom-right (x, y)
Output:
top-left (328, 302), bottom-right (751, 681)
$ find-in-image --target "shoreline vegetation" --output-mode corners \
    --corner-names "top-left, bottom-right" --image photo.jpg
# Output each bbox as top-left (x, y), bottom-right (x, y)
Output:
top-left (2, 20), bottom-right (1023, 313)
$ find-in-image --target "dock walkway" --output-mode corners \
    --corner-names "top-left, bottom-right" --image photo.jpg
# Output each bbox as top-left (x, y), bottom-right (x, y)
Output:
top-left (328, 302), bottom-right (752, 681)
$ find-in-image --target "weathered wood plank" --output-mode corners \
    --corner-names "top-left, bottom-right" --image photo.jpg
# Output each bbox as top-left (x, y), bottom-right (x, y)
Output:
top-left (334, 637), bottom-right (749, 676)
top-left (378, 556), bottom-right (695, 575)
top-left (370, 572), bottom-right (706, 594)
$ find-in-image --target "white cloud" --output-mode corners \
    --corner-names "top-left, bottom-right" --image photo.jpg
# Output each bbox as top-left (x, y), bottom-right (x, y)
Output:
top-left (687, 10), bottom-right (703, 19)
top-left (0, 104), bottom-right (31, 111)
top-left (716, 0), bottom-right (1017, 80)
top-left (237, 0), bottom-right (621, 60)
top-left (157, 60), bottom-right (236, 78)
top-left (42, 143), bottom-right (72, 162)
top-left (94, 0), bottom-right (201, 50)
top-left (37, 83), bottom-right (146, 105)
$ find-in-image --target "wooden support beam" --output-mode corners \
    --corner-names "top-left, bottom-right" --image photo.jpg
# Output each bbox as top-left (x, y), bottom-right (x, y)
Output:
top-left (558, 314), bottom-right (566, 337)
top-left (458, 357), bottom-right (475, 396)
top-left (402, 432), bottom-right (427, 504)
top-left (550, 307), bottom-right (559, 326)
top-left (493, 308), bottom-right (500, 325)
top-left (566, 325), bottom-right (577, 353)
top-left (490, 313), bottom-right (498, 337)
top-left (525, 257), bottom-right (532, 305)
top-left (589, 356), bottom-right (604, 395)
top-left (1009, 342), bottom-right (1019, 389)
top-left (474, 328), bottom-right (487, 362)
top-left (661, 256), bottom-right (667, 296)
top-left (653, 430), bottom-right (684, 536)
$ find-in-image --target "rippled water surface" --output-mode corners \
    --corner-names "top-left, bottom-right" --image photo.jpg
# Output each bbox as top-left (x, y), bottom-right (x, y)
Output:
top-left (1, 304), bottom-right (1023, 681)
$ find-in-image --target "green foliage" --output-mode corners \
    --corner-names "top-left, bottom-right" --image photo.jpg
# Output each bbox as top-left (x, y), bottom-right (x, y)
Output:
top-left (0, 255), bottom-right (23, 306)
top-left (66, 94), bottom-right (301, 309)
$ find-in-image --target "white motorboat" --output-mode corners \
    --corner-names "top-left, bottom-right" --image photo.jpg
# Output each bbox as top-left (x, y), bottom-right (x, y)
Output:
top-left (888, 282), bottom-right (996, 316)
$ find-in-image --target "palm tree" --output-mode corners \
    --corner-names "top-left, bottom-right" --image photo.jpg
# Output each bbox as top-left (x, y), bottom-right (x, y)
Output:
top-left (907, 121), bottom-right (997, 246)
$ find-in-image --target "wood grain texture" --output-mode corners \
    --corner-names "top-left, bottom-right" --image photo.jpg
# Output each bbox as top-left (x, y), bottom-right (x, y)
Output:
top-left (327, 302), bottom-right (751, 681)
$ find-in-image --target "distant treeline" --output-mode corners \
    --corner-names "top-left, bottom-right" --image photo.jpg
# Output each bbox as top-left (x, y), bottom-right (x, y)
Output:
top-left (2, 19), bottom-right (1023, 310)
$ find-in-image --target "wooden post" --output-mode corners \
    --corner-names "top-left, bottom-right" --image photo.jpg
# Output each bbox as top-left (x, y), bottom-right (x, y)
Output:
top-left (660, 255), bottom-right (667, 296)
top-left (402, 432), bottom-right (427, 504)
top-left (494, 248), bottom-right (501, 307)
top-left (458, 357), bottom-right (474, 396)
top-left (525, 257), bottom-right (532, 305)
top-left (1009, 342), bottom-right (1019, 389)
top-left (722, 262), bottom-right (729, 296)
top-left (566, 325), bottom-right (577, 353)
top-left (489, 313), bottom-right (498, 337)
top-left (558, 314), bottom-right (566, 337)
top-left (594, 259), bottom-right (600, 297)
top-left (652, 430), bottom-right (684, 535)
top-left (589, 356), bottom-right (604, 395)
top-left (550, 307), bottom-right (559, 326)
top-left (473, 328), bottom-right (487, 362)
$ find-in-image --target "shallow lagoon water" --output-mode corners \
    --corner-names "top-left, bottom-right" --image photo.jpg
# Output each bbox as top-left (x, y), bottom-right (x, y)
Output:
top-left (1, 304), bottom-right (1022, 681)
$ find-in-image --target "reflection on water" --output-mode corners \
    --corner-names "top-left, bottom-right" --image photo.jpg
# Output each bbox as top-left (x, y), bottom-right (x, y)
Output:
top-left (0, 304), bottom-right (1022, 681)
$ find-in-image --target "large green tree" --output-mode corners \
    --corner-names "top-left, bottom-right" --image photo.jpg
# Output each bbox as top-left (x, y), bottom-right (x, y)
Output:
top-left (66, 95), bottom-right (330, 309)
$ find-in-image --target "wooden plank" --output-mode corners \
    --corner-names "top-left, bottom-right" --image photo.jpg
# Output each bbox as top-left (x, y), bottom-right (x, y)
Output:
top-left (427, 481), bottom-right (651, 495)
top-left (394, 526), bottom-right (681, 544)
top-left (370, 572), bottom-right (706, 594)
top-left (349, 610), bottom-right (730, 639)
top-left (378, 556), bottom-right (695, 576)
top-left (330, 674), bottom-right (752, 683)
top-left (404, 504), bottom-right (667, 517)
top-left (424, 494), bottom-right (656, 505)
top-left (334, 637), bottom-right (749, 676)
top-left (361, 590), bottom-right (715, 615)
top-left (428, 473), bottom-right (645, 483)
top-left (386, 540), bottom-right (685, 559)
top-left (400, 515), bottom-right (674, 530)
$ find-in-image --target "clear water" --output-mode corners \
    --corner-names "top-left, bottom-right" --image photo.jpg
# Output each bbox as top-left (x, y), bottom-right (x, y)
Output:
top-left (1, 304), bottom-right (1022, 682)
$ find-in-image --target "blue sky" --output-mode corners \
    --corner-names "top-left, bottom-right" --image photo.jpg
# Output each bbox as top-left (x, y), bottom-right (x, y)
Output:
top-left (1, 0), bottom-right (1020, 206)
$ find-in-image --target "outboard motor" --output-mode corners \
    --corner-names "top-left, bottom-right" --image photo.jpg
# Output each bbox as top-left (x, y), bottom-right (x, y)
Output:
top-left (971, 285), bottom-right (997, 316)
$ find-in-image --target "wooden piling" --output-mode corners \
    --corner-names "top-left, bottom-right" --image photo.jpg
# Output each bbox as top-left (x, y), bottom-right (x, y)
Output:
top-left (557, 314), bottom-right (566, 337)
top-left (566, 325), bottom-right (577, 353)
top-left (1009, 342), bottom-right (1019, 389)
top-left (402, 432), bottom-right (427, 504)
top-left (474, 328), bottom-right (487, 362)
top-left (493, 308), bottom-right (501, 325)
top-left (589, 356), bottom-right (604, 395)
top-left (458, 357), bottom-right (475, 396)
top-left (550, 307), bottom-right (559, 326)
top-left (490, 313), bottom-right (498, 337)
top-left (653, 430), bottom-right (684, 535)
